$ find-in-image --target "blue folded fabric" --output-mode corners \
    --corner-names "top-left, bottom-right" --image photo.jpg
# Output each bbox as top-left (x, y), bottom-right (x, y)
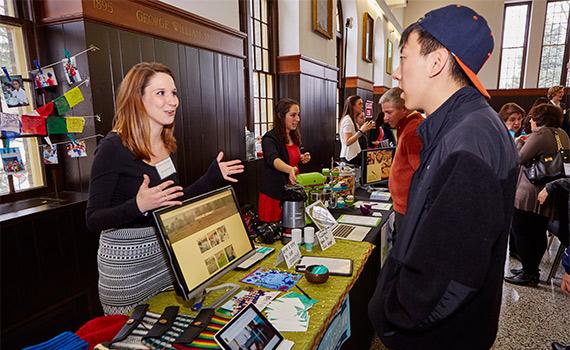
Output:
top-left (22, 331), bottom-right (88, 350)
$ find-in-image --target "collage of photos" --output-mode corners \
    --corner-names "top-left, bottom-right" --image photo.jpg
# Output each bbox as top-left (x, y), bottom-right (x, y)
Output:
top-left (199, 225), bottom-right (238, 275)
top-left (365, 148), bottom-right (394, 183)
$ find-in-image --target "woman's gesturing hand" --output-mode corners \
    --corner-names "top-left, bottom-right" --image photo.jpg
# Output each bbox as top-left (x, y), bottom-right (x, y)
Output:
top-left (136, 174), bottom-right (184, 213)
top-left (217, 152), bottom-right (245, 183)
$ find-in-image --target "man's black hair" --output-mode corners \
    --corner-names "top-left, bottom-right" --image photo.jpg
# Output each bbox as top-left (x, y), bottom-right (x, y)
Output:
top-left (400, 22), bottom-right (470, 86)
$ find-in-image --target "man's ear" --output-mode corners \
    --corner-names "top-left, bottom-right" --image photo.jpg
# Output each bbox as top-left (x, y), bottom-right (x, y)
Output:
top-left (427, 48), bottom-right (450, 78)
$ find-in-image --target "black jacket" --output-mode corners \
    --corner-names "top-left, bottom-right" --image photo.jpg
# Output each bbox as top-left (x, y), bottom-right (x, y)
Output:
top-left (260, 129), bottom-right (290, 200)
top-left (368, 87), bottom-right (518, 349)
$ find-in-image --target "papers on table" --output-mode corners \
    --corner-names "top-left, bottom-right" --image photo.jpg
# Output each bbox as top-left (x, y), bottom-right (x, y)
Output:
top-left (266, 292), bottom-right (318, 332)
top-left (337, 214), bottom-right (381, 227)
top-left (354, 201), bottom-right (393, 211)
top-left (370, 191), bottom-right (391, 201)
top-left (220, 288), bottom-right (280, 316)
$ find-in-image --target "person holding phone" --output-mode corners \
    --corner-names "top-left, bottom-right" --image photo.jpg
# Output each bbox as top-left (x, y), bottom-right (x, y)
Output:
top-left (258, 98), bottom-right (311, 222)
top-left (339, 95), bottom-right (375, 165)
top-left (86, 62), bottom-right (244, 314)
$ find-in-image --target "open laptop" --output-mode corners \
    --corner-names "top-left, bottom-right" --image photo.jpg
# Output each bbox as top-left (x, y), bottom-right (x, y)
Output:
top-left (215, 304), bottom-right (293, 350)
top-left (305, 200), bottom-right (371, 242)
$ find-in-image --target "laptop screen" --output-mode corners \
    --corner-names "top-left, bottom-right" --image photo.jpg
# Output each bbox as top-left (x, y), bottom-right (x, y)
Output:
top-left (215, 304), bottom-right (283, 350)
top-left (306, 201), bottom-right (337, 231)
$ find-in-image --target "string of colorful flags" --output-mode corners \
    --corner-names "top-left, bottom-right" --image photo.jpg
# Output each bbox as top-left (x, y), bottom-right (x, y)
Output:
top-left (0, 46), bottom-right (101, 174)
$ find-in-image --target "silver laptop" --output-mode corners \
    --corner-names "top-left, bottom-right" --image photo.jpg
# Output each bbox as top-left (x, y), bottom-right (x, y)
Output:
top-left (305, 200), bottom-right (371, 242)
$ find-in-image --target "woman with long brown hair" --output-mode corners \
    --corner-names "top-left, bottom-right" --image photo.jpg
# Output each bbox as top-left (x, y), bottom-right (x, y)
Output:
top-left (339, 95), bottom-right (375, 165)
top-left (258, 98), bottom-right (311, 222)
top-left (86, 62), bottom-right (243, 314)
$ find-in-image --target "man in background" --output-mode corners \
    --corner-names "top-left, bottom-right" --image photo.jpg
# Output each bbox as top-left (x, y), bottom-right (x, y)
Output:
top-left (380, 87), bottom-right (423, 239)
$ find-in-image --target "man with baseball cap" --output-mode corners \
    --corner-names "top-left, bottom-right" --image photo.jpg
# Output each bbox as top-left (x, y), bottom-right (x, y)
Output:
top-left (368, 5), bottom-right (518, 349)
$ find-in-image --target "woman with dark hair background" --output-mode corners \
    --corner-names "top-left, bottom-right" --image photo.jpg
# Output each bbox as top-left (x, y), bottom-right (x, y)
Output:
top-left (505, 104), bottom-right (570, 286)
top-left (258, 98), bottom-right (311, 222)
top-left (339, 95), bottom-right (375, 165)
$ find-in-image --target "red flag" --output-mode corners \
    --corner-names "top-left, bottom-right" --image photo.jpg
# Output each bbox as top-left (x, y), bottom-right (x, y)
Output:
top-left (35, 101), bottom-right (54, 117)
top-left (22, 115), bottom-right (47, 135)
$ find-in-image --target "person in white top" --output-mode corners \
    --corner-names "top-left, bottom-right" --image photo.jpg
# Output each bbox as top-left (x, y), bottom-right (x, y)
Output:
top-left (339, 95), bottom-right (375, 164)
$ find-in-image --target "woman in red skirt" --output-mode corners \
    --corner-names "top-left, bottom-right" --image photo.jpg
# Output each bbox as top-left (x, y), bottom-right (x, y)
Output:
top-left (258, 98), bottom-right (311, 222)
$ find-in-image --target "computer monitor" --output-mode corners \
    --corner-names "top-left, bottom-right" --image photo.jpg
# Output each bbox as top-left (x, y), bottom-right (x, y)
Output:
top-left (153, 186), bottom-right (255, 302)
top-left (361, 147), bottom-right (396, 186)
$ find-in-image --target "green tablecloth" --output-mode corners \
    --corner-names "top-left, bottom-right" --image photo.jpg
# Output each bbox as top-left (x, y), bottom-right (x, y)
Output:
top-left (147, 239), bottom-right (375, 349)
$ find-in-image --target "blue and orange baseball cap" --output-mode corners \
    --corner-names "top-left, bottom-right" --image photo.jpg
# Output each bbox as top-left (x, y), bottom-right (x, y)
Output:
top-left (417, 5), bottom-right (493, 99)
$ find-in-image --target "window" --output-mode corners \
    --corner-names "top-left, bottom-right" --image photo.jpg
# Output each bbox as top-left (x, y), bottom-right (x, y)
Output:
top-left (498, 2), bottom-right (531, 89)
top-left (0, 6), bottom-right (45, 196)
top-left (538, 0), bottom-right (570, 87)
top-left (249, 0), bottom-right (275, 138)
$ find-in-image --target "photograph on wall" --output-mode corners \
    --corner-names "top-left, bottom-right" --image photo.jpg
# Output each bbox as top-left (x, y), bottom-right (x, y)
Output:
top-left (63, 57), bottom-right (82, 85)
top-left (205, 256), bottom-right (219, 275)
top-left (1, 75), bottom-right (29, 107)
top-left (197, 235), bottom-right (212, 254)
top-left (33, 68), bottom-right (58, 89)
top-left (42, 144), bottom-right (59, 165)
top-left (1, 147), bottom-right (25, 174)
top-left (225, 245), bottom-right (237, 262)
top-left (208, 230), bottom-right (222, 247)
top-left (215, 250), bottom-right (229, 268)
top-left (66, 140), bottom-right (87, 158)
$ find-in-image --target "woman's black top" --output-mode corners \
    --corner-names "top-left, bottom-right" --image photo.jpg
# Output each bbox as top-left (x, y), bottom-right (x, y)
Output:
top-left (86, 132), bottom-right (224, 233)
top-left (260, 129), bottom-right (291, 200)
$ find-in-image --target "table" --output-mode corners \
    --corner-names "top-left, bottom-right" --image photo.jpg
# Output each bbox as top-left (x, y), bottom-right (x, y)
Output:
top-left (330, 187), bottom-right (393, 349)
top-left (147, 239), bottom-right (375, 350)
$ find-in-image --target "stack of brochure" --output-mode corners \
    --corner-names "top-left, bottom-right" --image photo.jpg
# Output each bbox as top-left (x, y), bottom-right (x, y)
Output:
top-left (265, 292), bottom-right (318, 332)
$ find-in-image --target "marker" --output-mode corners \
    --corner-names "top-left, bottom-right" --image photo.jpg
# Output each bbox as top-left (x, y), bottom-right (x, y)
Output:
top-left (295, 285), bottom-right (312, 300)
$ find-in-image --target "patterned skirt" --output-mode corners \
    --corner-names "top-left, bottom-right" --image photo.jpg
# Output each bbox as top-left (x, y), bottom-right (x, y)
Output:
top-left (97, 226), bottom-right (174, 315)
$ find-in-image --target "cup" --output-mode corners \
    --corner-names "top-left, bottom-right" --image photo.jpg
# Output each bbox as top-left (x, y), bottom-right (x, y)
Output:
top-left (291, 228), bottom-right (303, 245)
top-left (304, 227), bottom-right (315, 252)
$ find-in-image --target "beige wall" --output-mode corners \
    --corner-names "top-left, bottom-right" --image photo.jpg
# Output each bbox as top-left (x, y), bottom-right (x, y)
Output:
top-left (158, 0), bottom-right (240, 30)
top-left (404, 0), bottom-right (504, 89)
top-left (299, 0), bottom-right (338, 66)
top-left (524, 0), bottom-right (547, 88)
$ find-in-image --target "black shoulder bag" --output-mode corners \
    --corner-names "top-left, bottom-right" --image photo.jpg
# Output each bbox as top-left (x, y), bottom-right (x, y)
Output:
top-left (523, 129), bottom-right (570, 186)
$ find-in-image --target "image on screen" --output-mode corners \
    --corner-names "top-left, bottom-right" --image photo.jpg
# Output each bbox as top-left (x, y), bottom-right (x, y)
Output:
top-left (362, 147), bottom-right (395, 185)
top-left (155, 188), bottom-right (254, 297)
top-left (216, 305), bottom-right (282, 350)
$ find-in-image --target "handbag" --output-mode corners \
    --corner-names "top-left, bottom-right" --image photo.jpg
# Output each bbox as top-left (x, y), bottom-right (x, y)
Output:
top-left (523, 129), bottom-right (570, 186)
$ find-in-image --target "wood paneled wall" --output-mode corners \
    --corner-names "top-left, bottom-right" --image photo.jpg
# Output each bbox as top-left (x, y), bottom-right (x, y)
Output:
top-left (38, 21), bottom-right (96, 194)
top-left (278, 55), bottom-right (338, 169)
top-left (488, 88), bottom-right (549, 113)
top-left (39, 20), bottom-right (247, 196)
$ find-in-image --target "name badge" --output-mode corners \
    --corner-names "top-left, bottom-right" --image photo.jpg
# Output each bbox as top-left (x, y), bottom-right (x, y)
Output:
top-left (155, 157), bottom-right (176, 179)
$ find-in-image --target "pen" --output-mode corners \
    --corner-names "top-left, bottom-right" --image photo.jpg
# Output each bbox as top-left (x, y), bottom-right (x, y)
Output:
top-left (295, 285), bottom-right (312, 300)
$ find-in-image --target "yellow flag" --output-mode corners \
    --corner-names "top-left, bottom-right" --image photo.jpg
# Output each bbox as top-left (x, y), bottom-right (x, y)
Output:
top-left (64, 87), bottom-right (84, 108)
top-left (66, 117), bottom-right (85, 133)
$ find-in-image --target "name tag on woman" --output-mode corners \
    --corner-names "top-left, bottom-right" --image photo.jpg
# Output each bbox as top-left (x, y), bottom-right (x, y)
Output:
top-left (155, 157), bottom-right (176, 179)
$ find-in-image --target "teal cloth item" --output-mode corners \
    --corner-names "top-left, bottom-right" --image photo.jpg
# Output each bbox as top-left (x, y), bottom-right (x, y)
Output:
top-left (22, 331), bottom-right (88, 350)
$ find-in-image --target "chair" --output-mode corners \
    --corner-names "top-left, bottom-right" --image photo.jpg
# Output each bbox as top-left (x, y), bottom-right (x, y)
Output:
top-left (544, 220), bottom-right (569, 284)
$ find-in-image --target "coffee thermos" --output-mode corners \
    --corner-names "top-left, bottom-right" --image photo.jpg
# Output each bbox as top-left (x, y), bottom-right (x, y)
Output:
top-left (281, 184), bottom-right (307, 243)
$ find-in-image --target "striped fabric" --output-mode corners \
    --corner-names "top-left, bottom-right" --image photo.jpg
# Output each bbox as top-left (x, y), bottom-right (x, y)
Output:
top-left (102, 311), bottom-right (230, 350)
top-left (97, 227), bottom-right (174, 315)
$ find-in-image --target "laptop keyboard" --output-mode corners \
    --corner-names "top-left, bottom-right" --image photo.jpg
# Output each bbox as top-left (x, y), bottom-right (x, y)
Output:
top-left (332, 224), bottom-right (356, 238)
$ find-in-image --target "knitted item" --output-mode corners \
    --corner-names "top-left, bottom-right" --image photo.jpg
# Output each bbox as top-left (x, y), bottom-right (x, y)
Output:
top-left (23, 331), bottom-right (88, 350)
top-left (76, 314), bottom-right (129, 350)
top-left (100, 310), bottom-right (230, 350)
top-left (97, 227), bottom-right (174, 315)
